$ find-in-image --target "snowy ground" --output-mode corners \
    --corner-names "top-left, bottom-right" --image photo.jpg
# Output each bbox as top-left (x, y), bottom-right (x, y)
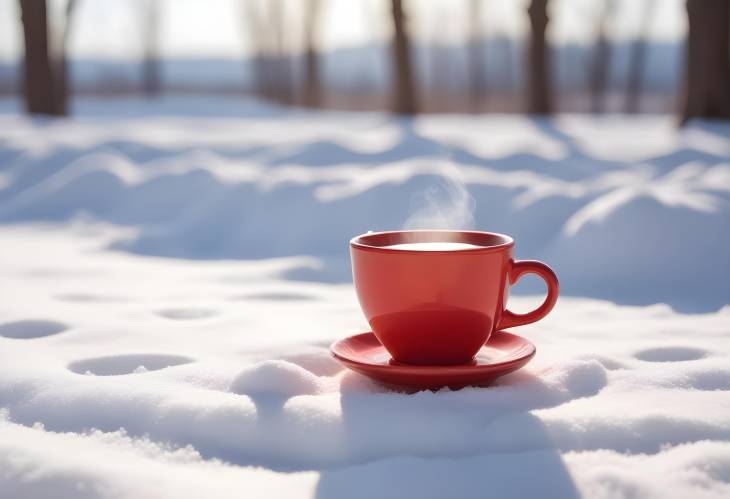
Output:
top-left (1, 98), bottom-right (729, 498)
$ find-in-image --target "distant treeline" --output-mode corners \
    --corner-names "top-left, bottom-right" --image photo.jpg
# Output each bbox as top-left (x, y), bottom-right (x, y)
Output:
top-left (10, 0), bottom-right (730, 122)
top-left (0, 39), bottom-right (684, 113)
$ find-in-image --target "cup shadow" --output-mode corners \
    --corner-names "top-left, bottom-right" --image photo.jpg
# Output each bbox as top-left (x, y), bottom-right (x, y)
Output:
top-left (314, 440), bottom-right (580, 499)
top-left (313, 368), bottom-right (588, 499)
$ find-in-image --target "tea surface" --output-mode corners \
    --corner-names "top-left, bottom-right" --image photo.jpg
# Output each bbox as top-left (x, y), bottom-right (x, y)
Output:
top-left (384, 242), bottom-right (483, 251)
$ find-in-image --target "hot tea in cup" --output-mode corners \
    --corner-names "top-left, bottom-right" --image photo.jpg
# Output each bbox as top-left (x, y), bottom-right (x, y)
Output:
top-left (350, 230), bottom-right (558, 365)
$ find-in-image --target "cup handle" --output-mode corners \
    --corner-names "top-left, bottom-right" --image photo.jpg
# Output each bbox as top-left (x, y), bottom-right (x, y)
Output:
top-left (497, 260), bottom-right (559, 330)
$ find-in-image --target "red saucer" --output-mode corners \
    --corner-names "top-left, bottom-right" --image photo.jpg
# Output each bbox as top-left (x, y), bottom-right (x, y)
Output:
top-left (330, 331), bottom-right (536, 391)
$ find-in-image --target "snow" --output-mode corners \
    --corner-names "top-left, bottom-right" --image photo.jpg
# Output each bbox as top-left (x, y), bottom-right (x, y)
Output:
top-left (0, 97), bottom-right (729, 499)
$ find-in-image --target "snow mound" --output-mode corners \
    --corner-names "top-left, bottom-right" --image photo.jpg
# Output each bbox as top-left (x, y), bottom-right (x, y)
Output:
top-left (1, 103), bottom-right (728, 310)
top-left (0, 99), bottom-right (729, 498)
top-left (230, 360), bottom-right (323, 397)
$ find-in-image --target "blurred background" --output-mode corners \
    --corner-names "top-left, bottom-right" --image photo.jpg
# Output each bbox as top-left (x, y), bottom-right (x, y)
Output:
top-left (1, 0), bottom-right (729, 313)
top-left (1, 0), bottom-right (728, 119)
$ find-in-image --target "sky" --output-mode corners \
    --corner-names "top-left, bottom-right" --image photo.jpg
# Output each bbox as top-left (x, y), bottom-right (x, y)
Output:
top-left (0, 0), bottom-right (687, 62)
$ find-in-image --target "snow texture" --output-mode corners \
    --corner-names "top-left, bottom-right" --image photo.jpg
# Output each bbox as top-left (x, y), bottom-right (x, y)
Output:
top-left (0, 97), bottom-right (729, 499)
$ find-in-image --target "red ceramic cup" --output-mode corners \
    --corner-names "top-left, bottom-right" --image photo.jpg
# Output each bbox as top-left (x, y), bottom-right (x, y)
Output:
top-left (350, 230), bottom-right (558, 366)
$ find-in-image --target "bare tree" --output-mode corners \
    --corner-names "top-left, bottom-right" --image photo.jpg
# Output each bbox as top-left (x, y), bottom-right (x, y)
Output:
top-left (624, 0), bottom-right (656, 113)
top-left (466, 0), bottom-right (487, 110)
top-left (526, 0), bottom-right (551, 114)
top-left (301, 0), bottom-right (323, 107)
top-left (241, 0), bottom-right (294, 104)
top-left (53, 0), bottom-right (77, 115)
top-left (588, 0), bottom-right (616, 113)
top-left (140, 0), bottom-right (161, 96)
top-left (241, 0), bottom-right (272, 99)
top-left (19, 0), bottom-right (54, 114)
top-left (680, 0), bottom-right (730, 123)
top-left (269, 0), bottom-right (295, 104)
top-left (19, 0), bottom-right (78, 115)
top-left (390, 0), bottom-right (417, 114)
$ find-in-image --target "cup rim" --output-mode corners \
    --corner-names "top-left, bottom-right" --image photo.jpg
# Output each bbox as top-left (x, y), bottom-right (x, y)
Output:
top-left (350, 230), bottom-right (515, 254)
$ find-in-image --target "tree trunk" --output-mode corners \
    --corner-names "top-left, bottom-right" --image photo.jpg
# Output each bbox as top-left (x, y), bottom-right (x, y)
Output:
top-left (390, 0), bottom-right (417, 114)
top-left (527, 0), bottom-right (551, 114)
top-left (624, 0), bottom-right (655, 113)
top-left (19, 0), bottom-right (77, 116)
top-left (589, 0), bottom-right (615, 114)
top-left (467, 0), bottom-right (487, 111)
top-left (50, 0), bottom-right (77, 116)
top-left (302, 0), bottom-right (322, 108)
top-left (142, 0), bottom-right (161, 96)
top-left (680, 0), bottom-right (730, 123)
top-left (241, 0), bottom-right (270, 99)
top-left (242, 0), bottom-right (288, 103)
top-left (268, 0), bottom-right (294, 105)
top-left (19, 0), bottom-right (57, 115)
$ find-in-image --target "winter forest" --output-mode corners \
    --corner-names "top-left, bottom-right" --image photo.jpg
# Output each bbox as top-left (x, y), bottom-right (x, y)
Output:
top-left (1, 0), bottom-right (728, 119)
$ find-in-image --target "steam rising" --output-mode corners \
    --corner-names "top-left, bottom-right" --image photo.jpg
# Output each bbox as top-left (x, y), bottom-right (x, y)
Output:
top-left (403, 162), bottom-right (476, 230)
